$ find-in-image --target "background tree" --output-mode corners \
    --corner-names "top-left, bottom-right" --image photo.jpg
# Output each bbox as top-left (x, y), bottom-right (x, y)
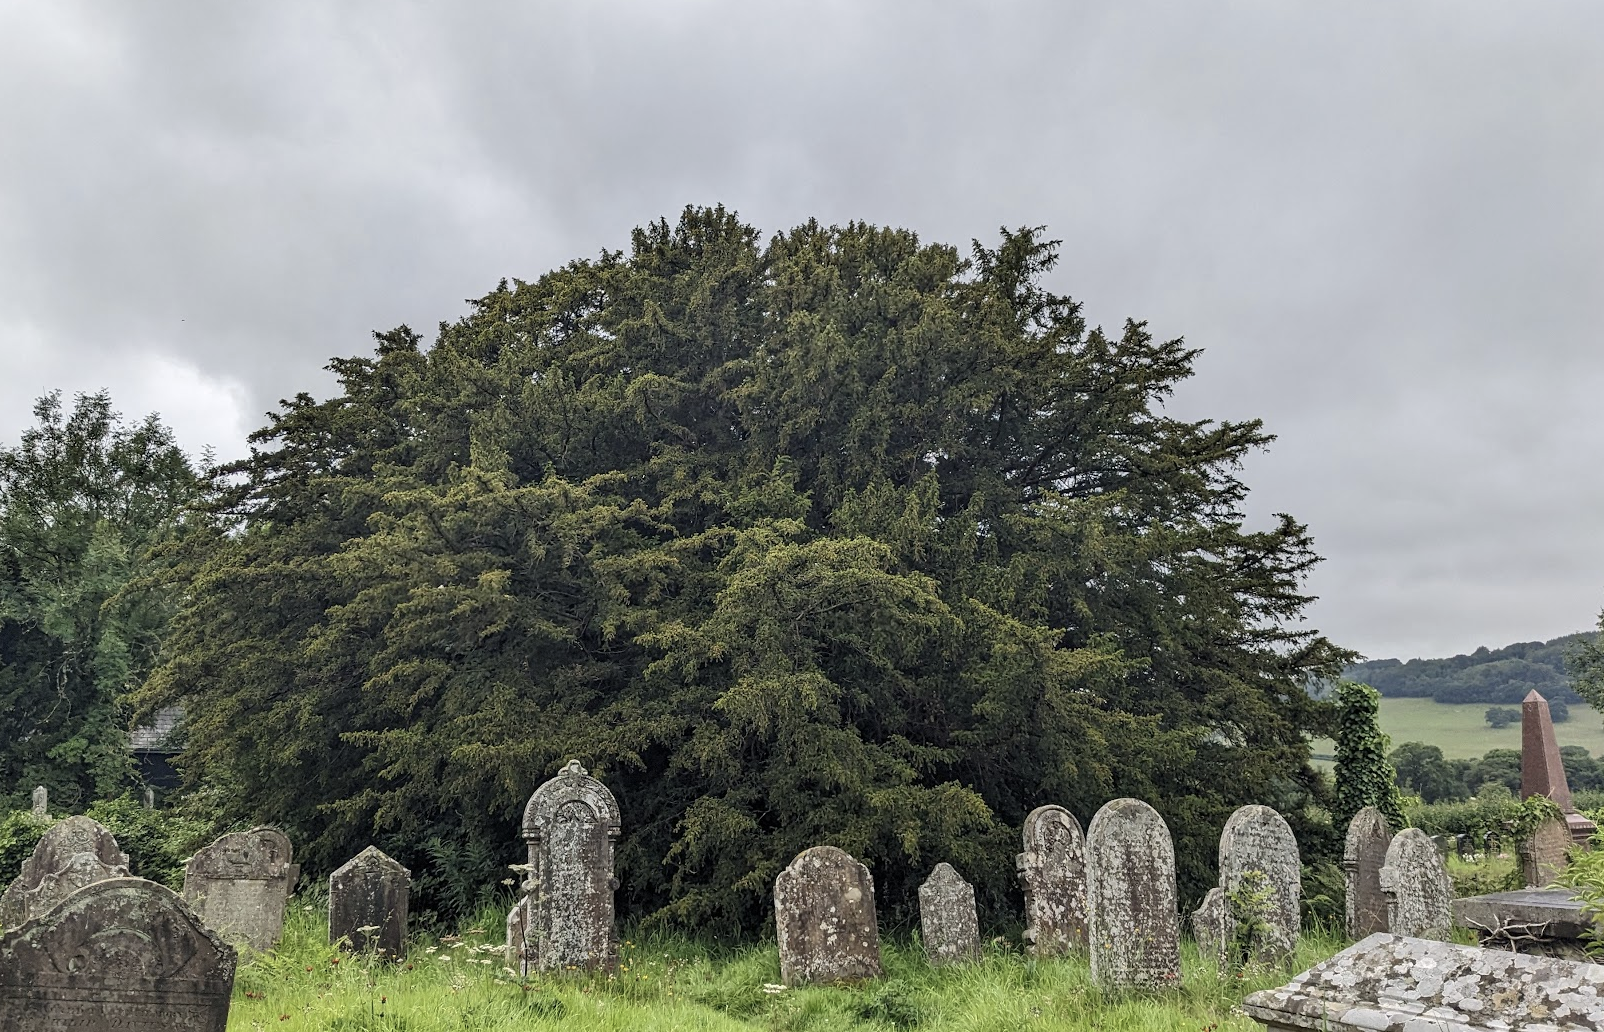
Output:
top-left (0, 392), bottom-right (202, 811)
top-left (1333, 681), bottom-right (1405, 830)
top-left (1484, 706), bottom-right (1520, 729)
top-left (1388, 742), bottom-right (1469, 803)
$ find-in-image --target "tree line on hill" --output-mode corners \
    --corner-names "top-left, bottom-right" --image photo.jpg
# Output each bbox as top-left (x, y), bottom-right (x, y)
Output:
top-left (1343, 635), bottom-right (1591, 706)
top-left (1389, 740), bottom-right (1604, 803)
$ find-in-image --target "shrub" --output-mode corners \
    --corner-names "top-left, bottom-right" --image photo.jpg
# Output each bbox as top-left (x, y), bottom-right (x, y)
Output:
top-left (0, 810), bottom-right (51, 886)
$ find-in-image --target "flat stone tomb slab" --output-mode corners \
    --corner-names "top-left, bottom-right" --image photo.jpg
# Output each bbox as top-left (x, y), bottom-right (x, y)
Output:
top-left (1453, 888), bottom-right (1597, 943)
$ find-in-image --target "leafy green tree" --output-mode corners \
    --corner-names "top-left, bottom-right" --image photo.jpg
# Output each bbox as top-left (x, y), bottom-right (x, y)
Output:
top-left (1388, 741), bottom-right (1469, 803)
top-left (1485, 706), bottom-right (1520, 729)
top-left (139, 209), bottom-right (1351, 928)
top-left (1333, 681), bottom-right (1405, 829)
top-left (0, 392), bottom-right (202, 811)
top-left (1467, 748), bottom-right (1522, 795)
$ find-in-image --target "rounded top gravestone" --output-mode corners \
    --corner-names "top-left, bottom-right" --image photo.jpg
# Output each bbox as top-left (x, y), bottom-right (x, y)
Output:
top-left (774, 845), bottom-right (883, 986)
top-left (1016, 804), bottom-right (1087, 955)
top-left (1380, 828), bottom-right (1453, 940)
top-left (1085, 798), bottom-right (1181, 989)
top-left (521, 759), bottom-right (621, 846)
top-left (1218, 804), bottom-right (1301, 963)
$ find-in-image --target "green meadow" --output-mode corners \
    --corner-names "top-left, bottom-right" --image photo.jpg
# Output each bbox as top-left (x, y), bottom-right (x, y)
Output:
top-left (1311, 697), bottom-right (1604, 762)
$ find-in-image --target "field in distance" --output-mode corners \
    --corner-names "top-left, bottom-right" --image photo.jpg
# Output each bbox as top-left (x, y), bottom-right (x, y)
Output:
top-left (1310, 697), bottom-right (1604, 763)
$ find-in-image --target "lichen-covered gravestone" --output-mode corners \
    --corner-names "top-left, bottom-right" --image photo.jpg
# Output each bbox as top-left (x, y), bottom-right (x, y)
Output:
top-left (1015, 804), bottom-right (1087, 955)
top-left (0, 815), bottom-right (130, 929)
top-left (506, 759), bottom-right (621, 975)
top-left (1190, 886), bottom-right (1226, 962)
top-left (29, 787), bottom-right (46, 819)
top-left (1522, 817), bottom-right (1572, 888)
top-left (182, 827), bottom-right (295, 952)
top-left (1342, 806), bottom-right (1391, 939)
top-left (329, 846), bottom-right (410, 958)
top-left (0, 877), bottom-right (236, 1032)
top-left (1379, 828), bottom-right (1453, 939)
top-left (1218, 804), bottom-right (1300, 965)
top-left (918, 863), bottom-right (980, 965)
top-left (1085, 798), bottom-right (1180, 988)
top-left (774, 846), bottom-right (883, 985)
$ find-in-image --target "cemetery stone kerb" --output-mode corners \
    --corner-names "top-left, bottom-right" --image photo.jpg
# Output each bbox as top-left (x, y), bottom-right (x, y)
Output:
top-left (1015, 804), bottom-right (1088, 955)
top-left (918, 863), bottom-right (980, 966)
top-left (774, 845), bottom-right (884, 986)
top-left (1218, 804), bottom-right (1301, 964)
top-left (1342, 806), bottom-right (1392, 940)
top-left (510, 759), bottom-right (621, 974)
top-left (329, 846), bottom-right (411, 959)
top-left (0, 877), bottom-right (237, 1032)
top-left (1379, 828), bottom-right (1453, 940)
top-left (0, 815), bottom-right (131, 929)
top-left (182, 827), bottom-right (294, 953)
top-left (1085, 798), bottom-right (1181, 989)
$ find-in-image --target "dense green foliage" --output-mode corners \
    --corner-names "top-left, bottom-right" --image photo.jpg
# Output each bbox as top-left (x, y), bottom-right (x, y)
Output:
top-left (1331, 682), bottom-right (1404, 831)
top-left (0, 392), bottom-right (202, 812)
top-left (0, 800), bottom-right (219, 890)
top-left (1405, 791), bottom-right (1562, 859)
top-left (1389, 742), bottom-right (1604, 803)
top-left (1346, 633), bottom-right (1589, 705)
top-left (1484, 706), bottom-right (1519, 729)
top-left (1569, 615), bottom-right (1604, 714)
top-left (133, 209), bottom-right (1349, 929)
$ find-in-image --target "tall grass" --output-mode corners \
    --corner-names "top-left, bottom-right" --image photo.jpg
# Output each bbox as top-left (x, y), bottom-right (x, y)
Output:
top-left (229, 902), bottom-right (1347, 1031)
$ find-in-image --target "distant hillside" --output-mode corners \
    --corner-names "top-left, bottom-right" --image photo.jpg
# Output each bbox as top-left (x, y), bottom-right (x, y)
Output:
top-left (1344, 632), bottom-right (1594, 705)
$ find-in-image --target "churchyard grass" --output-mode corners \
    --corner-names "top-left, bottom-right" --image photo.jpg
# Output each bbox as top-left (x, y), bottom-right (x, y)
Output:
top-left (229, 902), bottom-right (1347, 1031)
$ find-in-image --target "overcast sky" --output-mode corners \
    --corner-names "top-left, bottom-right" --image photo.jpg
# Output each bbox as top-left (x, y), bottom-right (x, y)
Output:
top-left (2, 1), bottom-right (1601, 661)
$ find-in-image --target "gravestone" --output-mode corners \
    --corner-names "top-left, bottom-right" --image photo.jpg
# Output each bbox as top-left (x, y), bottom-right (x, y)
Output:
top-left (1190, 886), bottom-right (1226, 962)
top-left (1241, 932), bottom-right (1604, 1032)
top-left (1523, 688), bottom-right (1599, 846)
top-left (1379, 828), bottom-right (1453, 939)
top-left (1342, 806), bottom-right (1391, 939)
top-left (506, 759), bottom-right (621, 975)
top-left (0, 877), bottom-right (236, 1032)
top-left (1522, 817), bottom-right (1572, 889)
top-left (30, 787), bottom-right (46, 819)
top-left (0, 816), bottom-right (130, 929)
top-left (182, 827), bottom-right (294, 952)
top-left (1015, 804), bottom-right (1087, 955)
top-left (1085, 798), bottom-right (1180, 988)
top-left (329, 846), bottom-right (410, 958)
top-left (774, 845), bottom-right (883, 985)
top-left (1218, 804), bottom-right (1301, 964)
top-left (918, 863), bottom-right (979, 966)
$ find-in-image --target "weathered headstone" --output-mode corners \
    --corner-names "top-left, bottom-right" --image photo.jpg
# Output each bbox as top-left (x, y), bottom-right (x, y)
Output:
top-left (918, 863), bottom-right (979, 966)
top-left (1015, 804), bottom-right (1087, 955)
top-left (0, 877), bottom-right (236, 1032)
top-left (1342, 806), bottom-right (1391, 939)
top-left (182, 827), bottom-right (294, 952)
top-left (1085, 798), bottom-right (1180, 988)
top-left (506, 759), bottom-right (621, 975)
top-left (1523, 688), bottom-right (1599, 845)
top-left (29, 787), bottom-right (46, 819)
top-left (0, 815), bottom-right (130, 929)
top-left (774, 846), bottom-right (883, 985)
top-left (1218, 804), bottom-right (1301, 965)
top-left (1521, 817), bottom-right (1572, 889)
top-left (1241, 932), bottom-right (1604, 1032)
top-left (1379, 828), bottom-right (1453, 940)
top-left (329, 846), bottom-right (410, 958)
top-left (1191, 886), bottom-right (1227, 962)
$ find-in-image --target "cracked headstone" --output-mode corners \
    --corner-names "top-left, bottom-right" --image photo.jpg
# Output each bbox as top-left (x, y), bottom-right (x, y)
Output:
top-left (329, 846), bottom-right (410, 959)
top-left (1379, 828), bottom-right (1453, 940)
top-left (774, 845), bottom-right (883, 985)
top-left (919, 863), bottom-right (980, 965)
top-left (505, 759), bottom-right (621, 975)
top-left (1086, 798), bottom-right (1180, 988)
top-left (0, 815), bottom-right (130, 929)
top-left (1191, 886), bottom-right (1227, 963)
top-left (1218, 804), bottom-right (1301, 965)
top-left (1015, 804), bottom-right (1087, 955)
top-left (29, 787), bottom-right (46, 820)
top-left (1342, 806), bottom-right (1392, 939)
top-left (0, 877), bottom-right (236, 1032)
top-left (182, 827), bottom-right (295, 952)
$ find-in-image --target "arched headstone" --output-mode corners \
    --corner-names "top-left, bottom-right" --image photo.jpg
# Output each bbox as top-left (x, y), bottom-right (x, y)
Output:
top-left (1218, 804), bottom-right (1301, 964)
top-left (918, 863), bottom-right (979, 965)
top-left (29, 787), bottom-right (46, 819)
top-left (182, 827), bottom-right (295, 952)
top-left (329, 846), bottom-right (411, 958)
top-left (1086, 798), bottom-right (1180, 988)
top-left (1343, 806), bottom-right (1392, 939)
top-left (1380, 828), bottom-right (1453, 939)
top-left (1015, 804), bottom-right (1087, 955)
top-left (0, 816), bottom-right (129, 929)
top-left (506, 759), bottom-right (620, 975)
top-left (0, 877), bottom-right (236, 1032)
top-left (774, 846), bottom-right (882, 985)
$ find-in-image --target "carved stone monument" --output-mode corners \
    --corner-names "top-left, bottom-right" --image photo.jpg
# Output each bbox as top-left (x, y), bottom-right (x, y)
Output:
top-left (774, 845), bottom-right (883, 985)
top-left (1218, 804), bottom-right (1301, 964)
top-left (918, 863), bottom-right (979, 966)
top-left (182, 827), bottom-right (295, 952)
top-left (1342, 806), bottom-right (1391, 939)
top-left (1015, 804), bottom-right (1087, 955)
top-left (506, 759), bottom-right (621, 975)
top-left (1241, 932), bottom-right (1604, 1031)
top-left (29, 787), bottom-right (46, 819)
top-left (1085, 798), bottom-right (1180, 988)
top-left (1191, 886), bottom-right (1226, 961)
top-left (1523, 688), bottom-right (1598, 845)
top-left (0, 877), bottom-right (236, 1032)
top-left (0, 815), bottom-right (130, 929)
top-left (1379, 828), bottom-right (1452, 940)
top-left (329, 846), bottom-right (410, 958)
top-left (1522, 817), bottom-right (1573, 889)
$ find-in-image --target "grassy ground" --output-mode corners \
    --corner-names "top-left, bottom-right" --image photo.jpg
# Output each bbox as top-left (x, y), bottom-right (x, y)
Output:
top-left (1310, 697), bottom-right (1604, 762)
top-left (229, 904), bottom-right (1348, 1031)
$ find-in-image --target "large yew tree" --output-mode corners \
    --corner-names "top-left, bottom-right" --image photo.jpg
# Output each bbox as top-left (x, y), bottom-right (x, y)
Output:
top-left (141, 208), bottom-right (1347, 929)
